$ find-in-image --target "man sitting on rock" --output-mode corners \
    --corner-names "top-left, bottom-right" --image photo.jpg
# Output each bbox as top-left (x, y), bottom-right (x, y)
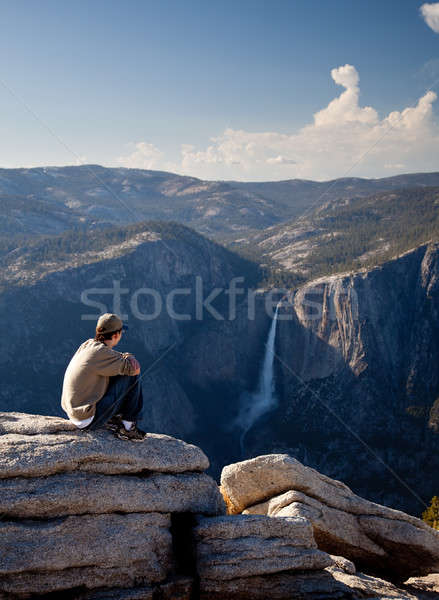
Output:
top-left (61, 313), bottom-right (145, 441)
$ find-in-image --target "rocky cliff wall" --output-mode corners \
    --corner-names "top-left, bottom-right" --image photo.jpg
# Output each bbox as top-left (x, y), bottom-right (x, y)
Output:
top-left (245, 242), bottom-right (439, 515)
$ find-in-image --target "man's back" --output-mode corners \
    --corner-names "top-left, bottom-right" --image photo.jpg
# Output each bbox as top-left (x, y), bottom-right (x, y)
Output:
top-left (61, 338), bottom-right (136, 421)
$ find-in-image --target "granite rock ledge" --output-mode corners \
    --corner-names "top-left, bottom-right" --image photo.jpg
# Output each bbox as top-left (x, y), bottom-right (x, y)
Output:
top-left (2, 413), bottom-right (439, 599)
top-left (0, 412), bottom-right (222, 599)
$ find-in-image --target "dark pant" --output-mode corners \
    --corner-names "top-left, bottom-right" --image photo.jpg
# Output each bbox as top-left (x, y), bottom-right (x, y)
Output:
top-left (85, 374), bottom-right (143, 431)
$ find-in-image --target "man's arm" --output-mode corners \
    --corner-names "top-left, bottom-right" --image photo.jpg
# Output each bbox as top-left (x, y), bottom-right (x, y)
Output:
top-left (93, 346), bottom-right (140, 377)
top-left (125, 354), bottom-right (141, 376)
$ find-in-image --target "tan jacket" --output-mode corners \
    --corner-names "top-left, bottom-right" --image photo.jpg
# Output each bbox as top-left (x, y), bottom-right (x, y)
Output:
top-left (61, 338), bottom-right (137, 421)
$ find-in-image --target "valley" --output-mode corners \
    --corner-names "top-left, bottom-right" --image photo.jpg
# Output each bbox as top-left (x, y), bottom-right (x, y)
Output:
top-left (1, 166), bottom-right (439, 518)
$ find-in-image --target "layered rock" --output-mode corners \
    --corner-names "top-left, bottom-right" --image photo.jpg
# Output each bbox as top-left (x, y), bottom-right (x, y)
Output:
top-left (194, 514), bottom-right (343, 600)
top-left (0, 471), bottom-right (222, 518)
top-left (3, 413), bottom-right (439, 599)
top-left (192, 511), bottom-right (430, 599)
top-left (0, 412), bottom-right (225, 599)
top-left (221, 454), bottom-right (439, 580)
top-left (0, 514), bottom-right (171, 588)
top-left (197, 536), bottom-right (428, 600)
top-left (0, 413), bottom-right (438, 600)
top-left (200, 568), bottom-right (424, 600)
top-left (194, 514), bottom-right (332, 581)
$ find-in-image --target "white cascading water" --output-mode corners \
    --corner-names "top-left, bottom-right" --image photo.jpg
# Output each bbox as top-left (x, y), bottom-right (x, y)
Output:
top-left (236, 301), bottom-right (281, 453)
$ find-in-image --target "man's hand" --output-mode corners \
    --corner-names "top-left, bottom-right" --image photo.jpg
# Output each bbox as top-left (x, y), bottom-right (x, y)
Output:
top-left (125, 354), bottom-right (141, 376)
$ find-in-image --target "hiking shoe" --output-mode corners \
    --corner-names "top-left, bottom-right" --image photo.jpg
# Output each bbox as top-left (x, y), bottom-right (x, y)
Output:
top-left (105, 415), bottom-right (123, 432)
top-left (115, 424), bottom-right (146, 442)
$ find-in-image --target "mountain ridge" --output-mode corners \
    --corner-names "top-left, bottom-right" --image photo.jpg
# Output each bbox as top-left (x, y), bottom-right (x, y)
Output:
top-left (231, 185), bottom-right (439, 282)
top-left (2, 165), bottom-right (439, 245)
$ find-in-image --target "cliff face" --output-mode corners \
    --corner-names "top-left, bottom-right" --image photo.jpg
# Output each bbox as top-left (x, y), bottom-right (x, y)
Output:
top-left (245, 242), bottom-right (439, 515)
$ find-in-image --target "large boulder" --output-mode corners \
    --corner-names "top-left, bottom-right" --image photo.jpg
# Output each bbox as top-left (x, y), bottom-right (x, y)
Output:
top-left (221, 454), bottom-right (439, 579)
top-left (222, 453), bottom-right (384, 514)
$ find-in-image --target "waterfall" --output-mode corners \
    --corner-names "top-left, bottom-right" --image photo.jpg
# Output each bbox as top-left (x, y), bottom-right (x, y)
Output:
top-left (236, 301), bottom-right (280, 453)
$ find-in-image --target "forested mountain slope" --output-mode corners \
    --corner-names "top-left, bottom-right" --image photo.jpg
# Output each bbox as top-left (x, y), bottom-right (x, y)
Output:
top-left (231, 186), bottom-right (439, 283)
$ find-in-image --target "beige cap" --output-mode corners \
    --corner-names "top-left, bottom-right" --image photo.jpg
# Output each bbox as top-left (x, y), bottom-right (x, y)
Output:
top-left (96, 313), bottom-right (128, 334)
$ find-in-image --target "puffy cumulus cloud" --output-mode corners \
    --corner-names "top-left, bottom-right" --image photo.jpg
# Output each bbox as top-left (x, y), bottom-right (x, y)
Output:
top-left (421, 3), bottom-right (439, 34)
top-left (116, 142), bottom-right (165, 170)
top-left (181, 132), bottom-right (291, 167)
top-left (116, 65), bottom-right (439, 181)
top-left (331, 64), bottom-right (359, 88)
top-left (384, 91), bottom-right (437, 130)
top-left (313, 64), bottom-right (378, 126)
top-left (177, 65), bottom-right (439, 180)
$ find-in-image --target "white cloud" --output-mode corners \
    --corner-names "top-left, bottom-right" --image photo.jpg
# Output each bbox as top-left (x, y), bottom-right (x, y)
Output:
top-left (266, 155), bottom-right (296, 165)
top-left (116, 142), bottom-right (165, 170)
top-left (313, 64), bottom-right (378, 126)
top-left (421, 3), bottom-right (439, 33)
top-left (116, 64), bottom-right (439, 181)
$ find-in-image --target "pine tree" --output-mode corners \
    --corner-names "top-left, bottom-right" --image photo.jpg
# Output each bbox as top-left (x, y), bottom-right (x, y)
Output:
top-left (422, 496), bottom-right (439, 530)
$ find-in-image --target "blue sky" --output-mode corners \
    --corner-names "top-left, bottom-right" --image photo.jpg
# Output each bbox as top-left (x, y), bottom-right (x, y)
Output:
top-left (0, 0), bottom-right (439, 180)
